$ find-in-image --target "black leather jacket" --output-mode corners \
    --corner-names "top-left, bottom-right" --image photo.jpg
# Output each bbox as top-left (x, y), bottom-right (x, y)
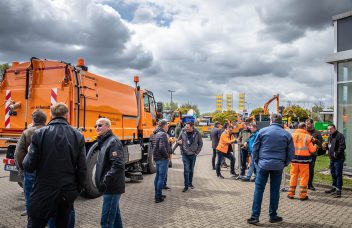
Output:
top-left (95, 130), bottom-right (125, 194)
top-left (23, 117), bottom-right (87, 219)
top-left (328, 130), bottom-right (346, 161)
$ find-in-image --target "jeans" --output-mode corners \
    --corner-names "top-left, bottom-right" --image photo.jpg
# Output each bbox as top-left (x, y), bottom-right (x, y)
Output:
top-left (216, 151), bottom-right (235, 176)
top-left (308, 155), bottom-right (316, 187)
top-left (212, 148), bottom-right (217, 169)
top-left (24, 171), bottom-right (36, 212)
top-left (330, 159), bottom-right (344, 191)
top-left (48, 209), bottom-right (75, 228)
top-left (251, 167), bottom-right (283, 219)
top-left (101, 194), bottom-right (123, 228)
top-left (240, 148), bottom-right (249, 175)
top-left (246, 157), bottom-right (256, 179)
top-left (182, 154), bottom-right (197, 188)
top-left (154, 159), bottom-right (169, 199)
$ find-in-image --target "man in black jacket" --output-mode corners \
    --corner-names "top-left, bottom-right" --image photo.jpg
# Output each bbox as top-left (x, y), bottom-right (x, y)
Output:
top-left (325, 124), bottom-right (346, 198)
top-left (95, 117), bottom-right (125, 227)
top-left (306, 119), bottom-right (324, 191)
top-left (151, 119), bottom-right (171, 203)
top-left (23, 103), bottom-right (87, 228)
top-left (210, 122), bottom-right (221, 170)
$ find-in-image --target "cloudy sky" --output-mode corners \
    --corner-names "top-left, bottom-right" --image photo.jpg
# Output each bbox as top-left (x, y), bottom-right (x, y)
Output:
top-left (1, 0), bottom-right (352, 113)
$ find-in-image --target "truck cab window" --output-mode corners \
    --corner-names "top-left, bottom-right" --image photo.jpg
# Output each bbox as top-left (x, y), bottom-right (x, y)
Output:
top-left (144, 95), bottom-right (150, 112)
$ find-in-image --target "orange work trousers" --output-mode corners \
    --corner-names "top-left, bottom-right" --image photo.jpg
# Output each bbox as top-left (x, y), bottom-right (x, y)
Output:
top-left (288, 163), bottom-right (309, 199)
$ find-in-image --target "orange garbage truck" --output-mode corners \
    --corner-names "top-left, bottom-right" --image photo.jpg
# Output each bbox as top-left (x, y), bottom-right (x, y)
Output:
top-left (0, 57), bottom-right (160, 198)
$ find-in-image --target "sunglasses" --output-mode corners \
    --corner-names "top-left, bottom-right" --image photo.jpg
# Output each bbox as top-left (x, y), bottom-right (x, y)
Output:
top-left (95, 124), bottom-right (105, 128)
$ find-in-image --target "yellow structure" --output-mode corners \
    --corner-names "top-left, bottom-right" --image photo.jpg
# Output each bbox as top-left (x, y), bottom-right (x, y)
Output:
top-left (226, 93), bottom-right (233, 111)
top-left (216, 94), bottom-right (223, 112)
top-left (239, 93), bottom-right (245, 111)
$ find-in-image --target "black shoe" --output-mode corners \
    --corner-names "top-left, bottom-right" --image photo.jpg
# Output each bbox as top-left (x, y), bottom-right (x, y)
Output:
top-left (155, 198), bottom-right (164, 203)
top-left (247, 217), bottom-right (259, 224)
top-left (20, 210), bottom-right (27, 216)
top-left (182, 187), bottom-right (189, 192)
top-left (308, 186), bottom-right (316, 191)
top-left (190, 184), bottom-right (195, 189)
top-left (334, 191), bottom-right (341, 198)
top-left (231, 171), bottom-right (239, 177)
top-left (163, 186), bottom-right (171, 190)
top-left (325, 188), bottom-right (336, 194)
top-left (241, 177), bottom-right (250, 182)
top-left (300, 196), bottom-right (309, 201)
top-left (287, 195), bottom-right (294, 199)
top-left (269, 216), bottom-right (283, 223)
top-left (212, 167), bottom-right (216, 170)
top-left (217, 174), bottom-right (225, 179)
top-left (162, 195), bottom-right (166, 199)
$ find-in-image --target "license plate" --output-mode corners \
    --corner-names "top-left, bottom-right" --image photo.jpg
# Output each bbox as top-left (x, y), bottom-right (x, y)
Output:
top-left (4, 164), bottom-right (17, 172)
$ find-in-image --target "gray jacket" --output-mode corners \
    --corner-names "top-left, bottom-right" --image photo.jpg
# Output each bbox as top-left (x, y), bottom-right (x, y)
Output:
top-left (210, 127), bottom-right (221, 149)
top-left (179, 129), bottom-right (203, 156)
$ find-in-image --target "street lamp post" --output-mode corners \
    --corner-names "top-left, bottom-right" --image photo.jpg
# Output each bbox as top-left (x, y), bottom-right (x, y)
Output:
top-left (168, 90), bottom-right (175, 110)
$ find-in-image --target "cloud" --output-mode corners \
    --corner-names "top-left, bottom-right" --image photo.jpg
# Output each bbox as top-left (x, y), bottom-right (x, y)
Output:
top-left (0, 0), bottom-right (153, 70)
top-left (256, 0), bottom-right (352, 43)
top-left (0, 0), bottom-right (344, 113)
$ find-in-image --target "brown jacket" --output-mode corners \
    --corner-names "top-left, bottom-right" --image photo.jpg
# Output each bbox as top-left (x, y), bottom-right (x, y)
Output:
top-left (15, 124), bottom-right (45, 171)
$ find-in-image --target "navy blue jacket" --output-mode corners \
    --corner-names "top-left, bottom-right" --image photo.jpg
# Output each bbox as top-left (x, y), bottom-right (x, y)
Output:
top-left (252, 123), bottom-right (295, 170)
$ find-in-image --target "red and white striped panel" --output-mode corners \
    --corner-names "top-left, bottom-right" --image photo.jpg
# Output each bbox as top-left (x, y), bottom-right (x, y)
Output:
top-left (51, 88), bottom-right (58, 106)
top-left (5, 90), bottom-right (11, 128)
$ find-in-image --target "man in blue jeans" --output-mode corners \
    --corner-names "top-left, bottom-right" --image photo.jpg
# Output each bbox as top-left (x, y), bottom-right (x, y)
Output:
top-left (151, 120), bottom-right (171, 203)
top-left (14, 110), bottom-right (47, 225)
top-left (325, 124), bottom-right (346, 198)
top-left (177, 122), bottom-right (203, 192)
top-left (247, 114), bottom-right (294, 225)
top-left (95, 118), bottom-right (125, 228)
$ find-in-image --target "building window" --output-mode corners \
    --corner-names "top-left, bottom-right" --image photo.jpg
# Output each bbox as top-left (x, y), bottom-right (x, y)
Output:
top-left (337, 61), bottom-right (352, 166)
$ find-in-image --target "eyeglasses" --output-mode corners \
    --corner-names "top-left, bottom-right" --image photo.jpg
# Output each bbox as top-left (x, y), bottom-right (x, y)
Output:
top-left (95, 124), bottom-right (104, 128)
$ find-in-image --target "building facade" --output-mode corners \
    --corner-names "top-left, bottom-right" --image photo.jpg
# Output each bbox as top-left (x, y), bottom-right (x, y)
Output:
top-left (216, 94), bottom-right (223, 112)
top-left (327, 11), bottom-right (352, 169)
top-left (226, 93), bottom-right (233, 111)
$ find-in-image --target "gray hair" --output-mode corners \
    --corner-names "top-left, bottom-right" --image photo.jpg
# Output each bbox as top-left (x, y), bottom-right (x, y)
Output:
top-left (270, 113), bottom-right (282, 123)
top-left (32, 109), bottom-right (47, 124)
top-left (158, 119), bottom-right (168, 128)
top-left (298, 122), bottom-right (306, 129)
top-left (97, 118), bottom-right (111, 127)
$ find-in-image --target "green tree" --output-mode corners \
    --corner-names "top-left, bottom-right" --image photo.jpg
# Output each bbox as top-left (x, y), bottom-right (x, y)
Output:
top-left (163, 102), bottom-right (178, 111)
top-left (0, 63), bottom-right (9, 81)
top-left (178, 103), bottom-right (200, 116)
top-left (250, 107), bottom-right (264, 116)
top-left (283, 105), bottom-right (309, 118)
top-left (212, 110), bottom-right (237, 124)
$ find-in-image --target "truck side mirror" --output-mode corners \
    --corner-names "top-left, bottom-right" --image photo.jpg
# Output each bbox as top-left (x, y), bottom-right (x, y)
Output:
top-left (156, 102), bottom-right (163, 112)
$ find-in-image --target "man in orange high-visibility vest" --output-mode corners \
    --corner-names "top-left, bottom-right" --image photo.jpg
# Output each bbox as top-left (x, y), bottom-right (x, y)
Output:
top-left (288, 122), bottom-right (317, 201)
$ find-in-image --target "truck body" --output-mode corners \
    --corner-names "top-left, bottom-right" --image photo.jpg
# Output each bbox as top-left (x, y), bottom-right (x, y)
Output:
top-left (0, 57), bottom-right (158, 198)
top-left (162, 110), bottom-right (182, 137)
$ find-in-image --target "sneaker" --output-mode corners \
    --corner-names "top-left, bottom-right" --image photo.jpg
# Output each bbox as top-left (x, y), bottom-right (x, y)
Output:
top-left (308, 186), bottom-right (316, 191)
top-left (300, 196), bottom-right (309, 201)
top-left (190, 184), bottom-right (195, 189)
top-left (241, 177), bottom-right (250, 182)
top-left (20, 210), bottom-right (27, 216)
top-left (287, 195), bottom-right (294, 199)
top-left (155, 198), bottom-right (164, 203)
top-left (217, 174), bottom-right (225, 179)
top-left (334, 191), bottom-right (341, 198)
top-left (325, 188), bottom-right (336, 194)
top-left (182, 187), bottom-right (189, 192)
top-left (269, 216), bottom-right (283, 223)
top-left (163, 186), bottom-right (171, 190)
top-left (247, 217), bottom-right (259, 224)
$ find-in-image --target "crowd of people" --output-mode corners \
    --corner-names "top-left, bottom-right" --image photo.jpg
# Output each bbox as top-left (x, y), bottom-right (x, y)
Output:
top-left (209, 114), bottom-right (346, 225)
top-left (13, 104), bottom-right (346, 227)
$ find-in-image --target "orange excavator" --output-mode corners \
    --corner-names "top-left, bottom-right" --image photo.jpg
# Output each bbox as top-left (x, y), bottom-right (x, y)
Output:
top-left (263, 94), bottom-right (280, 114)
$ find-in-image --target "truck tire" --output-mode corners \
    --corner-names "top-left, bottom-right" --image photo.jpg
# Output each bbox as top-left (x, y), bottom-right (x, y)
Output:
top-left (168, 126), bottom-right (176, 137)
top-left (81, 142), bottom-right (102, 199)
top-left (146, 143), bottom-right (156, 174)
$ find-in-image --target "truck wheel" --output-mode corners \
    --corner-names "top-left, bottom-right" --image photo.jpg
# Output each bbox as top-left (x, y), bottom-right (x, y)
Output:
top-left (81, 142), bottom-right (102, 199)
top-left (168, 127), bottom-right (176, 137)
top-left (146, 143), bottom-right (156, 174)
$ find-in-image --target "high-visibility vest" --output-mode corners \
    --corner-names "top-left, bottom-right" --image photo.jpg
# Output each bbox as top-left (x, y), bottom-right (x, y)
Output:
top-left (291, 129), bottom-right (317, 163)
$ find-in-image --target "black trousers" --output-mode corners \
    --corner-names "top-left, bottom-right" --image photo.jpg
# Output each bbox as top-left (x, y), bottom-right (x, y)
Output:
top-left (216, 151), bottom-right (235, 176)
top-left (29, 197), bottom-right (73, 228)
top-left (240, 148), bottom-right (249, 176)
top-left (308, 155), bottom-right (317, 187)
